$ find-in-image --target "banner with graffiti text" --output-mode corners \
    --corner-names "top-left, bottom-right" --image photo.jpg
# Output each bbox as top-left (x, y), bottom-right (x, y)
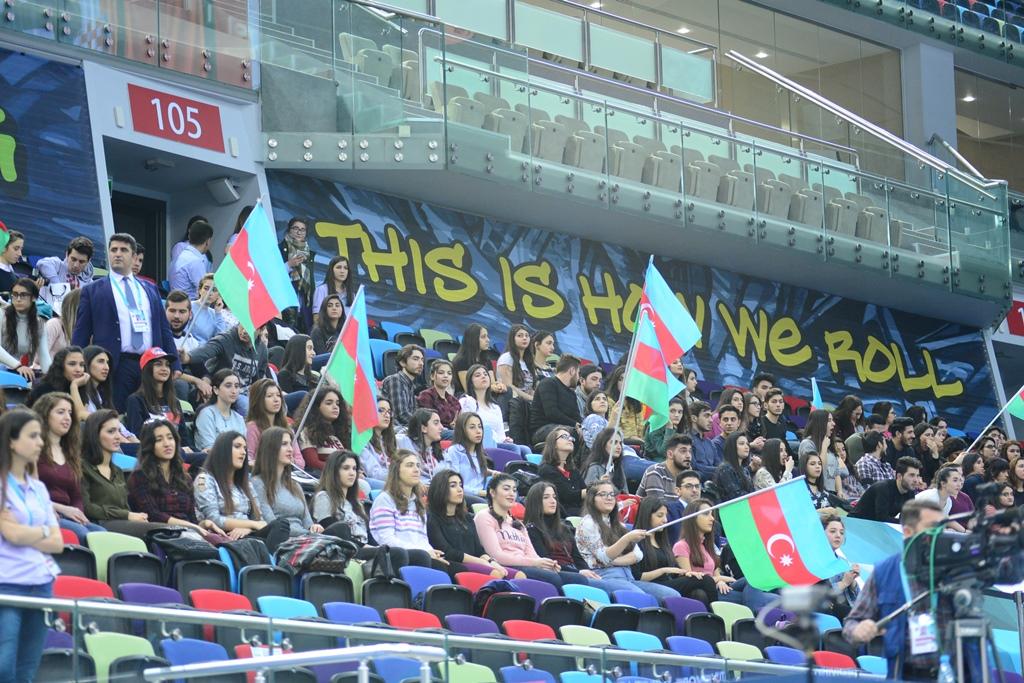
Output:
top-left (267, 171), bottom-right (997, 433)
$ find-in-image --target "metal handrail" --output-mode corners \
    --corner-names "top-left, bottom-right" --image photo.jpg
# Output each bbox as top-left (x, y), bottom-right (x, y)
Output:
top-left (144, 644), bottom-right (446, 683)
top-left (1, 594), bottom-right (884, 678)
top-left (726, 49), bottom-right (1003, 200)
top-left (418, 27), bottom-right (859, 160)
top-left (928, 132), bottom-right (988, 181)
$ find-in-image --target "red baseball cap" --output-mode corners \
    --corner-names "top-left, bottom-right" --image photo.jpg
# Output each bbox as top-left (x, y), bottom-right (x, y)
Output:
top-left (139, 347), bottom-right (170, 370)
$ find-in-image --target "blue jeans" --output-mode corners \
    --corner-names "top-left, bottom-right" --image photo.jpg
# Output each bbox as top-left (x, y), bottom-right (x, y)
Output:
top-left (0, 581), bottom-right (53, 683)
top-left (714, 578), bottom-right (776, 611)
top-left (593, 566), bottom-right (680, 602)
top-left (519, 567), bottom-right (589, 588)
top-left (58, 518), bottom-right (105, 544)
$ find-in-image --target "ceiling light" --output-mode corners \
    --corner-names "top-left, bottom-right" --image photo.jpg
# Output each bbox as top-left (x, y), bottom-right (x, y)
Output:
top-left (754, 50), bottom-right (769, 59)
top-left (589, 1), bottom-right (602, 7)
top-left (961, 94), bottom-right (976, 102)
top-left (676, 26), bottom-right (691, 34)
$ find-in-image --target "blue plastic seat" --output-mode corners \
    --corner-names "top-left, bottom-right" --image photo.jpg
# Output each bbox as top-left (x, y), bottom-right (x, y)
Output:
top-left (323, 601), bottom-right (382, 625)
top-left (258, 595), bottom-right (318, 619)
top-left (111, 453), bottom-right (138, 471)
top-left (160, 637), bottom-right (228, 667)
top-left (560, 674), bottom-right (605, 683)
top-left (379, 321), bottom-right (416, 341)
top-left (399, 566), bottom-right (451, 601)
top-left (525, 453), bottom-right (542, 465)
top-left (216, 547), bottom-right (237, 592)
top-left (857, 655), bottom-right (886, 675)
top-left (812, 611), bottom-right (842, 634)
top-left (614, 630), bottom-right (665, 677)
top-left (766, 645), bottom-right (806, 665)
top-left (613, 590), bottom-right (658, 609)
top-left (501, 666), bottom-right (556, 682)
top-left (562, 584), bottom-right (610, 605)
top-left (369, 339), bottom-right (401, 379)
top-left (666, 634), bottom-right (715, 656)
top-left (374, 657), bottom-right (422, 681)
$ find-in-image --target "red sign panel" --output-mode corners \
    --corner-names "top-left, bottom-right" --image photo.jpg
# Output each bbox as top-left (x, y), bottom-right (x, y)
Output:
top-left (1008, 300), bottom-right (1024, 337)
top-left (127, 84), bottom-right (225, 152)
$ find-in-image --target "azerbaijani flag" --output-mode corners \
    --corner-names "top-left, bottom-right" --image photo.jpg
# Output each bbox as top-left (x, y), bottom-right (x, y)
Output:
top-left (323, 287), bottom-right (377, 454)
top-left (1008, 386), bottom-right (1024, 420)
top-left (214, 203), bottom-right (299, 341)
top-left (810, 377), bottom-right (823, 410)
top-left (623, 313), bottom-right (685, 431)
top-left (719, 477), bottom-right (848, 590)
top-left (639, 259), bottom-right (701, 361)
top-left (0, 221), bottom-right (9, 253)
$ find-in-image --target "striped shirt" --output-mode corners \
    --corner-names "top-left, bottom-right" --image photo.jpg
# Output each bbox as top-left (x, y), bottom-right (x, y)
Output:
top-left (368, 491), bottom-right (431, 551)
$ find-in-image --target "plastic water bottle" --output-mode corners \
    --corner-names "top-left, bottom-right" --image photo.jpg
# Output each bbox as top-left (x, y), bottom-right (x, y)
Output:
top-left (937, 654), bottom-right (956, 683)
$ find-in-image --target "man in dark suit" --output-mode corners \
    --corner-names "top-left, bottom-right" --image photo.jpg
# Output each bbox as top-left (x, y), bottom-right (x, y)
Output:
top-left (72, 233), bottom-right (180, 412)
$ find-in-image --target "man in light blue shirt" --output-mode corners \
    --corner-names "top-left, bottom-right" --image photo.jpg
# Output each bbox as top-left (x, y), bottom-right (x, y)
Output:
top-left (169, 220), bottom-right (213, 298)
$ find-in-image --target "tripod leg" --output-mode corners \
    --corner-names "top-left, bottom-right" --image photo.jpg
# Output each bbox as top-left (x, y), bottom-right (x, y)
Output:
top-left (984, 622), bottom-right (1006, 683)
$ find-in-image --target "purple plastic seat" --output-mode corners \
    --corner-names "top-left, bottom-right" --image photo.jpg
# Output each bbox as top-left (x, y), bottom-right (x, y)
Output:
top-left (511, 578), bottom-right (560, 612)
top-left (763, 607), bottom-right (796, 627)
top-left (663, 596), bottom-right (708, 634)
top-left (44, 629), bottom-right (73, 649)
top-left (613, 590), bottom-right (658, 609)
top-left (118, 582), bottom-right (184, 605)
top-left (486, 447), bottom-right (524, 472)
top-left (444, 613), bottom-right (499, 636)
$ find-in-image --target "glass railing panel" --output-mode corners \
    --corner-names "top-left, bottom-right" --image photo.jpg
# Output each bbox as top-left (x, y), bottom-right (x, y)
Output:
top-left (379, 0), bottom-right (428, 12)
top-left (602, 103), bottom-right (677, 221)
top-left (659, 35), bottom-right (715, 106)
top-left (588, 20), bottom-right (656, 84)
top-left (513, 0), bottom-right (584, 64)
top-left (435, 0), bottom-right (507, 41)
top-left (948, 176), bottom-right (1011, 298)
top-left (1010, 191), bottom-right (1024, 282)
top-left (887, 177), bottom-right (953, 289)
top-left (158, 0), bottom-right (253, 86)
top-left (5, 0), bottom-right (58, 39)
top-left (60, 0), bottom-right (160, 67)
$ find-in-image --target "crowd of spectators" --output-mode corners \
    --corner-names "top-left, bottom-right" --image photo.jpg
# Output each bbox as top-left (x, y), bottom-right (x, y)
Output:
top-left (0, 222), bottom-right (1015, 681)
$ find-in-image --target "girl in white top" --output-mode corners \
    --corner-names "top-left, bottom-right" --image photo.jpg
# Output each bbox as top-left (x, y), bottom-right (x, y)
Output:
top-left (458, 363), bottom-right (530, 458)
top-left (915, 465), bottom-right (967, 532)
top-left (311, 255), bottom-right (355, 324)
top-left (194, 370), bottom-right (246, 451)
top-left (360, 397), bottom-right (397, 486)
top-left (0, 279), bottom-right (51, 380)
top-left (496, 324), bottom-right (535, 401)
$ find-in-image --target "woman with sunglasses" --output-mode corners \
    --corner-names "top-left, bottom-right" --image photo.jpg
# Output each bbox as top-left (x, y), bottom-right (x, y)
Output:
top-left (538, 426), bottom-right (586, 516)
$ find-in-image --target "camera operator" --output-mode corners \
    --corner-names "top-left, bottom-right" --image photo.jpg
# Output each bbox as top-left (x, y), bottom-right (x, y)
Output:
top-left (843, 499), bottom-right (947, 680)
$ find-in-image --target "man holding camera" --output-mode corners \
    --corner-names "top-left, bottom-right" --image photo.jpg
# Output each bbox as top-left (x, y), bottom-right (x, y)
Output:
top-left (843, 499), bottom-right (947, 679)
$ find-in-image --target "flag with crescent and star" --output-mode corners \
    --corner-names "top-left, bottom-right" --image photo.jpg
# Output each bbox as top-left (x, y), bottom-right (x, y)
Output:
top-left (718, 477), bottom-right (849, 590)
top-left (214, 203), bottom-right (299, 342)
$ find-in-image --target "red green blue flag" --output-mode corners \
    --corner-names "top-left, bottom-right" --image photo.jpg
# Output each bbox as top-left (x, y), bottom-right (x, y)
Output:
top-left (324, 287), bottom-right (377, 454)
top-left (718, 477), bottom-right (849, 590)
top-left (0, 221), bottom-right (10, 253)
top-left (1008, 386), bottom-right (1024, 420)
top-left (214, 203), bottom-right (298, 341)
top-left (623, 313), bottom-right (685, 431)
top-left (639, 259), bottom-right (701, 361)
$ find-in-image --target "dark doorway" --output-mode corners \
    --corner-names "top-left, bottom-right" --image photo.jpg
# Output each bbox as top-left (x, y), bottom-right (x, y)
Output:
top-left (110, 191), bottom-right (167, 283)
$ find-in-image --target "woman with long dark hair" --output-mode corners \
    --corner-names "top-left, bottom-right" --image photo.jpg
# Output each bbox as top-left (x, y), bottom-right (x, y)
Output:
top-left (360, 397), bottom-right (397, 486)
top-left (245, 378), bottom-right (303, 469)
top-left (474, 473), bottom-right (587, 587)
top-left (496, 324), bottom-right (535, 401)
top-left (80, 410), bottom-right (164, 537)
top-left (799, 410), bottom-right (842, 498)
top-left (194, 370), bottom-right (246, 451)
top-left (0, 278), bottom-right (50, 382)
top-left (442, 412), bottom-right (492, 500)
top-left (633, 496), bottom-right (718, 606)
top-left (26, 345), bottom-right (86, 407)
top-left (397, 408), bottom-right (443, 485)
top-left (742, 393), bottom-right (764, 446)
top-left (194, 431), bottom-right (289, 551)
top-left (575, 481), bottom-right (679, 600)
top-left (607, 365), bottom-right (645, 441)
top-left (451, 323), bottom-right (506, 397)
top-left (530, 330), bottom-right (556, 382)
top-left (426, 469), bottom-right (520, 578)
top-left (312, 255), bottom-right (356, 324)
top-left (538, 426), bottom-right (587, 515)
top-left (581, 389), bottom-right (610, 449)
top-left (124, 348), bottom-right (182, 436)
top-left (0, 409), bottom-right (64, 683)
top-left (798, 451), bottom-right (840, 515)
top-left (581, 427), bottom-right (627, 491)
top-left (277, 334), bottom-right (318, 394)
top-left (673, 498), bottom-right (751, 606)
top-left (251, 426), bottom-right (323, 536)
top-left (127, 419), bottom-right (224, 536)
top-left (752, 438), bottom-right (792, 490)
top-left (831, 396), bottom-right (864, 443)
top-left (913, 422), bottom-right (942, 486)
top-left (32, 392), bottom-right (103, 542)
top-left (368, 450), bottom-right (445, 568)
top-left (294, 387), bottom-right (351, 474)
top-left (713, 432), bottom-right (754, 501)
top-left (79, 345), bottom-right (115, 414)
top-left (43, 288), bottom-right (79, 368)
top-left (643, 398), bottom-right (690, 460)
top-left (311, 294), bottom-right (345, 355)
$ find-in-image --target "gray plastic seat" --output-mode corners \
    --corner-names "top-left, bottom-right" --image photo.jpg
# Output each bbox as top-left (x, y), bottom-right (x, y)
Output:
top-left (564, 131), bottom-right (607, 172)
top-left (609, 141), bottom-right (647, 182)
top-left (473, 92), bottom-right (511, 115)
top-left (747, 165), bottom-right (775, 187)
top-left (555, 115), bottom-right (590, 135)
top-left (720, 171), bottom-right (755, 210)
top-left (634, 135), bottom-right (667, 155)
top-left (856, 206), bottom-right (890, 244)
top-left (395, 60), bottom-right (420, 101)
top-left (709, 154), bottom-right (740, 175)
top-left (813, 183), bottom-right (842, 205)
top-left (448, 97), bottom-right (486, 128)
top-left (826, 199), bottom-right (858, 235)
top-left (779, 173), bottom-right (808, 193)
top-left (514, 104), bottom-right (552, 125)
top-left (429, 82), bottom-right (468, 113)
top-left (889, 219), bottom-right (911, 248)
top-left (757, 179), bottom-right (793, 218)
top-left (595, 126), bottom-right (629, 146)
top-left (687, 161), bottom-right (724, 202)
top-left (382, 45), bottom-right (416, 66)
top-left (532, 120), bottom-right (570, 162)
top-left (845, 192), bottom-right (872, 210)
top-left (484, 108), bottom-right (529, 153)
top-left (643, 151), bottom-right (681, 191)
top-left (789, 190), bottom-right (824, 226)
top-left (339, 33), bottom-right (377, 63)
top-left (355, 49), bottom-right (394, 86)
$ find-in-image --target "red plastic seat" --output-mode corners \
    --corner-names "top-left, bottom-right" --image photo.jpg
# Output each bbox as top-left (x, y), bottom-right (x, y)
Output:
top-left (189, 589), bottom-right (254, 642)
top-left (384, 607), bottom-right (443, 631)
top-left (60, 528), bottom-right (79, 545)
top-left (54, 575), bottom-right (114, 599)
top-left (812, 651), bottom-right (856, 669)
top-left (502, 619), bottom-right (556, 641)
top-left (455, 572), bottom-right (492, 594)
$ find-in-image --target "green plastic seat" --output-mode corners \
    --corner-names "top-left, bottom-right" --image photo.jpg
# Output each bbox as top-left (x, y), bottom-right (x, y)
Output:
top-left (84, 632), bottom-right (154, 683)
top-left (710, 601), bottom-right (753, 633)
top-left (716, 639), bottom-right (763, 661)
top-left (436, 659), bottom-right (497, 683)
top-left (419, 328), bottom-right (455, 351)
top-left (86, 531), bottom-right (147, 583)
top-left (559, 625), bottom-right (611, 670)
top-left (345, 556), bottom-right (364, 603)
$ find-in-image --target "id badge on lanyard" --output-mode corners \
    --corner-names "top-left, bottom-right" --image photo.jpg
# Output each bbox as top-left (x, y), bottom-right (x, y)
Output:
top-left (901, 563), bottom-right (938, 656)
